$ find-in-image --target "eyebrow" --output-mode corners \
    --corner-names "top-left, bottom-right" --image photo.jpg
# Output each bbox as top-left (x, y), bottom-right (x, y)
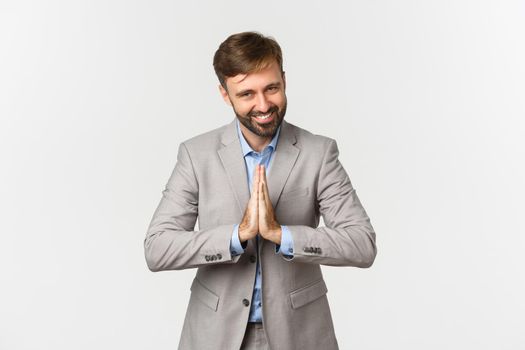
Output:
top-left (235, 82), bottom-right (282, 97)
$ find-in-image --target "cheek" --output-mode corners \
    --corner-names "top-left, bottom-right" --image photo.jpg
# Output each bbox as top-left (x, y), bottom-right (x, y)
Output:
top-left (238, 106), bottom-right (252, 117)
top-left (232, 102), bottom-right (251, 117)
top-left (273, 93), bottom-right (286, 105)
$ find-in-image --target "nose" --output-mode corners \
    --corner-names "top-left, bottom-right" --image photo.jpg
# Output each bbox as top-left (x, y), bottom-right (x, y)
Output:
top-left (255, 93), bottom-right (271, 113)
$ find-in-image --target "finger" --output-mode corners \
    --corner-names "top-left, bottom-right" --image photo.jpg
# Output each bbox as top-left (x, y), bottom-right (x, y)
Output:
top-left (263, 177), bottom-right (271, 207)
top-left (259, 165), bottom-right (266, 194)
top-left (260, 164), bottom-right (266, 184)
top-left (256, 164), bottom-right (261, 186)
top-left (251, 165), bottom-right (258, 193)
top-left (254, 176), bottom-right (259, 215)
top-left (257, 180), bottom-right (263, 230)
top-left (260, 166), bottom-right (271, 204)
top-left (258, 175), bottom-right (265, 204)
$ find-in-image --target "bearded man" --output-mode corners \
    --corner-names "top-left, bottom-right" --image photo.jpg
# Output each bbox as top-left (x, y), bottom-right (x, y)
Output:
top-left (144, 31), bottom-right (377, 350)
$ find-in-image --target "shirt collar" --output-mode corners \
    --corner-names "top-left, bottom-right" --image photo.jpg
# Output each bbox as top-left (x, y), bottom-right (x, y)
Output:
top-left (236, 118), bottom-right (281, 157)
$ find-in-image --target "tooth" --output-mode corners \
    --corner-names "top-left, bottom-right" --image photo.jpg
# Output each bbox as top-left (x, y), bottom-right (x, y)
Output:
top-left (255, 113), bottom-right (271, 120)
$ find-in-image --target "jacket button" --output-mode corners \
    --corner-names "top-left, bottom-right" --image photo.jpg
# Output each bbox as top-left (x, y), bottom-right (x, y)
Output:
top-left (249, 255), bottom-right (256, 263)
top-left (242, 299), bottom-right (250, 307)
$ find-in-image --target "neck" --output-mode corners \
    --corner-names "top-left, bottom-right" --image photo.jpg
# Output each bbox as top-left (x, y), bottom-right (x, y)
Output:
top-left (239, 123), bottom-right (272, 153)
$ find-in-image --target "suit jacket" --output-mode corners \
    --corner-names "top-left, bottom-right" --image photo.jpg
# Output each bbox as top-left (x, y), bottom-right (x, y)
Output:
top-left (144, 118), bottom-right (377, 350)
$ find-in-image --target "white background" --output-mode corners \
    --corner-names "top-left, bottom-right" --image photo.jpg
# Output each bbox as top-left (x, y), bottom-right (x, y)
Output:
top-left (1, 1), bottom-right (524, 349)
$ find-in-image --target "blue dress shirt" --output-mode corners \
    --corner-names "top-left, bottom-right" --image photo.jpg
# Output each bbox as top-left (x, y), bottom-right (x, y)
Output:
top-left (229, 119), bottom-right (294, 322)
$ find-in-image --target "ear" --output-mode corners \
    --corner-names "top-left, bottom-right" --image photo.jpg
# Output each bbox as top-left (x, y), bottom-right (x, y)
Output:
top-left (282, 71), bottom-right (286, 90)
top-left (218, 84), bottom-right (232, 106)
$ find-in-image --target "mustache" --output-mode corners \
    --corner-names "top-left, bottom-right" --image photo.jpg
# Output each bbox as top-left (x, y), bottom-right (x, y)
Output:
top-left (248, 106), bottom-right (278, 118)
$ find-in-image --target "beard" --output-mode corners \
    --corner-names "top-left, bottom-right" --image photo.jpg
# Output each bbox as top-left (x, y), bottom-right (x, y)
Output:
top-left (233, 99), bottom-right (287, 138)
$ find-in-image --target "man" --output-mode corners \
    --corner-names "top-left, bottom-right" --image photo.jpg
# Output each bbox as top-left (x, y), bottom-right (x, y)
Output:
top-left (144, 31), bottom-right (377, 350)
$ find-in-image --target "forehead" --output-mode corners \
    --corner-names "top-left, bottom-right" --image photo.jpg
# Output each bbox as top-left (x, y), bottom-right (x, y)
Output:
top-left (226, 62), bottom-right (283, 91)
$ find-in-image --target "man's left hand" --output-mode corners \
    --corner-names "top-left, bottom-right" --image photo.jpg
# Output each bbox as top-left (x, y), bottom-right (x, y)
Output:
top-left (257, 165), bottom-right (282, 245)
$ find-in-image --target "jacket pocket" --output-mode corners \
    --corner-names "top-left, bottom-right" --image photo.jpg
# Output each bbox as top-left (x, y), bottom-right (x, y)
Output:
top-left (280, 187), bottom-right (309, 202)
top-left (289, 278), bottom-right (328, 309)
top-left (190, 278), bottom-right (219, 312)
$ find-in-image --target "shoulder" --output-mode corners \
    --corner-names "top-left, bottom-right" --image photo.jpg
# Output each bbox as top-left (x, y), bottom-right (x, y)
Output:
top-left (284, 120), bottom-right (337, 153)
top-left (179, 121), bottom-right (232, 153)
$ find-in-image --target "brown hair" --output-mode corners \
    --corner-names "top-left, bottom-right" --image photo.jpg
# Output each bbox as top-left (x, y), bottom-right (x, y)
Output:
top-left (213, 31), bottom-right (284, 89)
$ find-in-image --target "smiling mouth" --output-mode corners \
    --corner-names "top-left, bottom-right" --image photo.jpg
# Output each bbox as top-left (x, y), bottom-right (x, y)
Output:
top-left (252, 111), bottom-right (275, 124)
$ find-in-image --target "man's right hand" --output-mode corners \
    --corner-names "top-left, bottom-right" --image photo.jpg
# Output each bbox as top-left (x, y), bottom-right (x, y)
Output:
top-left (238, 164), bottom-right (260, 243)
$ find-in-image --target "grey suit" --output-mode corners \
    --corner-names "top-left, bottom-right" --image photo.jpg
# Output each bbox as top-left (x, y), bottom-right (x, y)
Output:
top-left (144, 118), bottom-right (377, 350)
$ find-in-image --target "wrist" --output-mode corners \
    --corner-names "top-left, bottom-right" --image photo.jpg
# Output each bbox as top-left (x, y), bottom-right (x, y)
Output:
top-left (238, 227), bottom-right (254, 243)
top-left (271, 227), bottom-right (282, 245)
top-left (238, 227), bottom-right (247, 243)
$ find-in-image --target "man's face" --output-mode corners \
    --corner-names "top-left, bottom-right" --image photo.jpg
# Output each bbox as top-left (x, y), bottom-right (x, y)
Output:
top-left (219, 61), bottom-right (287, 138)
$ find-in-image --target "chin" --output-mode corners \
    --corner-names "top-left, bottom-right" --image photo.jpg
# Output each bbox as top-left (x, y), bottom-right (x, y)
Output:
top-left (253, 121), bottom-right (281, 137)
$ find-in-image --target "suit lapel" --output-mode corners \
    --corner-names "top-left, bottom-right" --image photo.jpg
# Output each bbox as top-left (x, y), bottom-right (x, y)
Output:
top-left (267, 120), bottom-right (300, 209)
top-left (217, 119), bottom-right (250, 217)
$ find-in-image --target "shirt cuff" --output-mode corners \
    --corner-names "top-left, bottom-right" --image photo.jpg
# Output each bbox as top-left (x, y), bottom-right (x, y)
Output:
top-left (230, 224), bottom-right (246, 256)
top-left (275, 225), bottom-right (294, 257)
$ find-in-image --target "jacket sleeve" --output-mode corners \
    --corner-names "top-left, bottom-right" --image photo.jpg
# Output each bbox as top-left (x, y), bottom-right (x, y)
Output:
top-left (144, 142), bottom-right (242, 272)
top-left (285, 139), bottom-right (377, 267)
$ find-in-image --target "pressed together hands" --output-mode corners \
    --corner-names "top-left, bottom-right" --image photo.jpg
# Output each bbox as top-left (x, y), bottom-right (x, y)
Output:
top-left (238, 164), bottom-right (282, 245)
